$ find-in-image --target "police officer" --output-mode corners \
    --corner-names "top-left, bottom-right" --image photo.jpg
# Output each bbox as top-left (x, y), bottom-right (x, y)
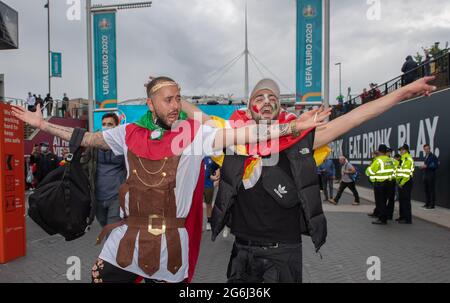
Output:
top-left (396, 144), bottom-right (415, 224)
top-left (365, 144), bottom-right (396, 225)
top-left (386, 148), bottom-right (400, 220)
top-left (367, 151), bottom-right (381, 218)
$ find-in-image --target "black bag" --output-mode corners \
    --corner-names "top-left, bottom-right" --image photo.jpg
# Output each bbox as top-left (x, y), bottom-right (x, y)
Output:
top-left (28, 128), bottom-right (96, 241)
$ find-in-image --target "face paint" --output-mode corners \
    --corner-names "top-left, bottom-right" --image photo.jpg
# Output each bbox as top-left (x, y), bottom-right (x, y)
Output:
top-left (270, 101), bottom-right (278, 111)
top-left (252, 105), bottom-right (260, 114)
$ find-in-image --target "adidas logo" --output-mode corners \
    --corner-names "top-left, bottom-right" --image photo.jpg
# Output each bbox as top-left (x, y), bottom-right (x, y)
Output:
top-left (274, 184), bottom-right (288, 198)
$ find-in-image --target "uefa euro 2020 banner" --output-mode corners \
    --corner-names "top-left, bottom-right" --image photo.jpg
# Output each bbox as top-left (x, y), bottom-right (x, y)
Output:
top-left (296, 0), bottom-right (322, 103)
top-left (93, 11), bottom-right (118, 109)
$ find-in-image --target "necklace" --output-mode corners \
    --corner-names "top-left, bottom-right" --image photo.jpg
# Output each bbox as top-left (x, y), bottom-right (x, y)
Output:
top-left (137, 156), bottom-right (168, 175)
top-left (133, 169), bottom-right (167, 188)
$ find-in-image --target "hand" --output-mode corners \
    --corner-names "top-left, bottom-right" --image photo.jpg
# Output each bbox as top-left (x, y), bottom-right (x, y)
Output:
top-left (296, 106), bottom-right (331, 131)
top-left (11, 104), bottom-right (44, 129)
top-left (402, 76), bottom-right (437, 100)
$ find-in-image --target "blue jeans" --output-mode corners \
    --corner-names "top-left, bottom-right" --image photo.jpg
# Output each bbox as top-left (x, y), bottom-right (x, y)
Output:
top-left (96, 198), bottom-right (121, 228)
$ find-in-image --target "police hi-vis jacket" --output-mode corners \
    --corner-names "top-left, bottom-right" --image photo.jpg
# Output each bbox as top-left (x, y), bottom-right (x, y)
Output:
top-left (396, 152), bottom-right (415, 186)
top-left (365, 155), bottom-right (396, 183)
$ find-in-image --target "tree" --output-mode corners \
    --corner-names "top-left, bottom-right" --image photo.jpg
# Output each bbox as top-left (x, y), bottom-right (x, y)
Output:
top-left (414, 52), bottom-right (423, 64)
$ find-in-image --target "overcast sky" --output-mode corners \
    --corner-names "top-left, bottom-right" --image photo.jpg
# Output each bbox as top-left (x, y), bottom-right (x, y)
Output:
top-left (1, 0), bottom-right (449, 104)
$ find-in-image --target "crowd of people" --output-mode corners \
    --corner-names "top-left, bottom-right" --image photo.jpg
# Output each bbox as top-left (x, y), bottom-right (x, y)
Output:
top-left (25, 142), bottom-right (62, 190)
top-left (26, 92), bottom-right (70, 117)
top-left (330, 46), bottom-right (447, 121)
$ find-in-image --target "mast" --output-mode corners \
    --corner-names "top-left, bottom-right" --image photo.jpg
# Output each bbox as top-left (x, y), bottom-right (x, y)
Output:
top-left (244, 0), bottom-right (249, 100)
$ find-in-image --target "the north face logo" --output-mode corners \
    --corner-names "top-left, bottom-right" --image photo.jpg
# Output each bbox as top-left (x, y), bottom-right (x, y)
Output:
top-left (300, 148), bottom-right (310, 155)
top-left (274, 184), bottom-right (288, 198)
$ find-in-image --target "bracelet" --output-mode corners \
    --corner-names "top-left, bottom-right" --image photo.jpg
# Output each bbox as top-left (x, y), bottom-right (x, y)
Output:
top-left (290, 120), bottom-right (300, 137)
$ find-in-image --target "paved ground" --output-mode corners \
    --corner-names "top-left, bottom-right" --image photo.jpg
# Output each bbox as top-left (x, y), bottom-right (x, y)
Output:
top-left (1, 191), bottom-right (450, 283)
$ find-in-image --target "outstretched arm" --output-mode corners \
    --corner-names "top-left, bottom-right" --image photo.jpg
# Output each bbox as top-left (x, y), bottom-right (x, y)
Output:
top-left (213, 107), bottom-right (331, 151)
top-left (313, 76), bottom-right (437, 149)
top-left (181, 100), bottom-right (212, 124)
top-left (11, 104), bottom-right (111, 149)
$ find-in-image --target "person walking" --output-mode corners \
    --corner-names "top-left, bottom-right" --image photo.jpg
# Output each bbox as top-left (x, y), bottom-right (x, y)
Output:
top-left (329, 156), bottom-right (360, 206)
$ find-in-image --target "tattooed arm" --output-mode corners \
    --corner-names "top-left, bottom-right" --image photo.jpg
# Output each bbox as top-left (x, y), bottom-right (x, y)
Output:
top-left (12, 104), bottom-right (111, 150)
top-left (213, 107), bottom-right (331, 151)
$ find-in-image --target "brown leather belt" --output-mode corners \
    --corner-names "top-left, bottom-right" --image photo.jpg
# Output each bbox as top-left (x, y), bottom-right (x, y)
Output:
top-left (96, 215), bottom-right (186, 245)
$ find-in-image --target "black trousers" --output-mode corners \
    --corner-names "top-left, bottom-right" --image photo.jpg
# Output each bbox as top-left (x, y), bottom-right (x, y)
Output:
top-left (334, 181), bottom-right (360, 203)
top-left (386, 181), bottom-right (396, 219)
top-left (227, 241), bottom-right (302, 283)
top-left (321, 173), bottom-right (333, 200)
top-left (373, 181), bottom-right (392, 222)
top-left (423, 172), bottom-right (436, 208)
top-left (399, 180), bottom-right (413, 223)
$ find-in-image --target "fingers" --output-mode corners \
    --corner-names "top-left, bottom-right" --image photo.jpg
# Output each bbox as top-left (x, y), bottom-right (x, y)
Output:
top-left (317, 110), bottom-right (331, 121)
top-left (11, 105), bottom-right (25, 114)
top-left (422, 75), bottom-right (436, 83)
top-left (11, 106), bottom-right (25, 118)
top-left (313, 121), bottom-right (328, 128)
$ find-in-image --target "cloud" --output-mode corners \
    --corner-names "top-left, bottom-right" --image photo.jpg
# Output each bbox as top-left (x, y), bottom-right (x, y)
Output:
top-left (0, 0), bottom-right (448, 105)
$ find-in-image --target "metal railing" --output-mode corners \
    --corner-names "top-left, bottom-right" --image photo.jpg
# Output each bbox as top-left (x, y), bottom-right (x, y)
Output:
top-left (331, 50), bottom-right (450, 119)
top-left (355, 50), bottom-right (448, 105)
top-left (1, 97), bottom-right (88, 120)
top-left (0, 96), bottom-right (27, 107)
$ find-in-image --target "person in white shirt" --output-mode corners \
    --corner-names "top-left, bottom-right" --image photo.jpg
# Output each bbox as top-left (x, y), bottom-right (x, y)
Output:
top-left (26, 92), bottom-right (36, 112)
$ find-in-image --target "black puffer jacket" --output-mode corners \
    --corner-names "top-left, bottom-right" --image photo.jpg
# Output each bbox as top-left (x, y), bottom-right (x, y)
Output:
top-left (211, 130), bottom-right (327, 252)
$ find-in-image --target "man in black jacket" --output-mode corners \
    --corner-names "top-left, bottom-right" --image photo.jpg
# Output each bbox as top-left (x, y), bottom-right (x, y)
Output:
top-left (182, 76), bottom-right (436, 283)
top-left (401, 56), bottom-right (419, 86)
top-left (421, 144), bottom-right (439, 209)
top-left (33, 141), bottom-right (59, 184)
top-left (215, 80), bottom-right (324, 283)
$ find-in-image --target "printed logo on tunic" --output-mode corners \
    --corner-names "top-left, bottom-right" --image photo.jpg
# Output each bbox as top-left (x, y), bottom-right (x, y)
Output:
top-left (299, 148), bottom-right (310, 155)
top-left (274, 184), bottom-right (288, 198)
top-left (151, 129), bottom-right (162, 140)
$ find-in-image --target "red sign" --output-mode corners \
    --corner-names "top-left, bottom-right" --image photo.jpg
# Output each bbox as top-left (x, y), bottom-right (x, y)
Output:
top-left (24, 117), bottom-right (87, 156)
top-left (0, 102), bottom-right (26, 263)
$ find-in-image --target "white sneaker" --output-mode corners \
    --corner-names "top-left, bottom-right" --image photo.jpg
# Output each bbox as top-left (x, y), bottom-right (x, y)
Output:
top-left (206, 223), bottom-right (211, 231)
top-left (222, 227), bottom-right (229, 238)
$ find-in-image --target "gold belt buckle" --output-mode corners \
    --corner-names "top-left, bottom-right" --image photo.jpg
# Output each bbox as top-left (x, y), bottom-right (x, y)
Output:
top-left (148, 215), bottom-right (166, 236)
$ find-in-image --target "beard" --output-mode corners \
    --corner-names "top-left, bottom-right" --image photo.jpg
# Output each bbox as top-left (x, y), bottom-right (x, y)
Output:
top-left (153, 108), bottom-right (180, 129)
top-left (250, 104), bottom-right (280, 123)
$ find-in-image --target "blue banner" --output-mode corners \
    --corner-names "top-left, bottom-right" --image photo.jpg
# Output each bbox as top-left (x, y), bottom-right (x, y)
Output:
top-left (296, 0), bottom-right (322, 103)
top-left (51, 52), bottom-right (62, 77)
top-left (93, 11), bottom-right (118, 109)
top-left (93, 105), bottom-right (245, 132)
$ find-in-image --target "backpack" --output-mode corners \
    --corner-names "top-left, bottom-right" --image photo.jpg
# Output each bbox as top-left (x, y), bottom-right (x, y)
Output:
top-left (345, 163), bottom-right (359, 183)
top-left (28, 128), bottom-right (96, 241)
top-left (350, 166), bottom-right (360, 182)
